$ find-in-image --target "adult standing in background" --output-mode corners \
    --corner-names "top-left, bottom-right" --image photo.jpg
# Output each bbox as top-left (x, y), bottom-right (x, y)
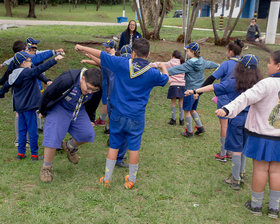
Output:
top-left (118, 20), bottom-right (142, 51)
top-left (246, 18), bottom-right (262, 42)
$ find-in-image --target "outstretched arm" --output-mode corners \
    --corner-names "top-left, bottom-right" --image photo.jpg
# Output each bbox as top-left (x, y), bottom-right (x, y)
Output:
top-left (185, 84), bottom-right (214, 96)
top-left (81, 59), bottom-right (99, 66)
top-left (75, 44), bottom-right (101, 59)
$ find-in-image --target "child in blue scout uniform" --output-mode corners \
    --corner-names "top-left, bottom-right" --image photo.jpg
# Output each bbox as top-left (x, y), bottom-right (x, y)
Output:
top-left (39, 67), bottom-right (102, 183)
top-left (81, 44), bottom-right (133, 168)
top-left (201, 39), bottom-right (244, 162)
top-left (75, 38), bottom-right (169, 189)
top-left (0, 52), bottom-right (63, 160)
top-left (186, 54), bottom-right (262, 190)
top-left (168, 42), bottom-right (219, 137)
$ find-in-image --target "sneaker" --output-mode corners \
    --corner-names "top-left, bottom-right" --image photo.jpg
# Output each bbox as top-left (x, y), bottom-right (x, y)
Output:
top-left (124, 175), bottom-right (135, 189)
top-left (168, 118), bottom-right (176, 125)
top-left (104, 126), bottom-right (110, 134)
top-left (214, 152), bottom-right (227, 162)
top-left (16, 154), bottom-right (26, 160)
top-left (14, 139), bottom-right (18, 147)
top-left (244, 200), bottom-right (262, 216)
top-left (31, 155), bottom-right (44, 161)
top-left (240, 172), bottom-right (245, 185)
top-left (116, 161), bottom-right (129, 168)
top-left (179, 119), bottom-right (184, 126)
top-left (224, 175), bottom-right (240, 191)
top-left (181, 128), bottom-right (193, 137)
top-left (226, 153), bottom-right (232, 160)
top-left (95, 118), bottom-right (106, 126)
top-left (268, 208), bottom-right (279, 219)
top-left (40, 166), bottom-right (53, 183)
top-left (100, 176), bottom-right (111, 188)
top-left (61, 141), bottom-right (79, 164)
top-left (194, 126), bottom-right (205, 135)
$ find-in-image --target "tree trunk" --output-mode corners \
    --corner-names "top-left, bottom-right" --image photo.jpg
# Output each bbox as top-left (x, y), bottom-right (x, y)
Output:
top-left (96, 0), bottom-right (101, 11)
top-left (210, 0), bottom-right (220, 44)
top-left (222, 0), bottom-right (236, 38)
top-left (182, 0), bottom-right (186, 37)
top-left (4, 0), bottom-right (12, 17)
top-left (153, 0), bottom-right (168, 40)
top-left (226, 0), bottom-right (248, 42)
top-left (187, 0), bottom-right (201, 43)
top-left (27, 0), bottom-right (36, 18)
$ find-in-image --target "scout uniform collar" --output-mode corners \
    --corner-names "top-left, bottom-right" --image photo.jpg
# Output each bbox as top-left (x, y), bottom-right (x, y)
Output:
top-left (229, 56), bottom-right (240, 61)
top-left (80, 67), bottom-right (88, 81)
top-left (271, 72), bottom-right (280, 78)
top-left (129, 58), bottom-right (151, 79)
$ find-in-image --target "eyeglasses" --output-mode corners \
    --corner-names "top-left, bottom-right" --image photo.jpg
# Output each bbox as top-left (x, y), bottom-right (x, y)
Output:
top-left (129, 24), bottom-right (136, 27)
top-left (86, 83), bottom-right (100, 93)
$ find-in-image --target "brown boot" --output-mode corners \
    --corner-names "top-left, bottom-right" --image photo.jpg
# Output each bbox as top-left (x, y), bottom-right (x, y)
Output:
top-left (40, 166), bottom-right (53, 183)
top-left (224, 175), bottom-right (240, 191)
top-left (61, 141), bottom-right (79, 164)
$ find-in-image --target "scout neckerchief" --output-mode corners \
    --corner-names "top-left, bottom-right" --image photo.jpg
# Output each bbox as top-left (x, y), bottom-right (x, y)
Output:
top-left (72, 68), bottom-right (87, 121)
top-left (271, 72), bottom-right (280, 78)
top-left (229, 56), bottom-right (240, 62)
top-left (128, 59), bottom-right (151, 79)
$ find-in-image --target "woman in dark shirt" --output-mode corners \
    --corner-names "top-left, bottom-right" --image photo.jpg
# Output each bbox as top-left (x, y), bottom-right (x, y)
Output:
top-left (118, 20), bottom-right (142, 51)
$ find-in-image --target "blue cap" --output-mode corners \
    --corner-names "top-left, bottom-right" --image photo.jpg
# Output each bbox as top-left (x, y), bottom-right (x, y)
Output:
top-left (184, 42), bottom-right (200, 53)
top-left (14, 51), bottom-right (30, 66)
top-left (26, 37), bottom-right (40, 44)
top-left (103, 39), bottom-right (117, 49)
top-left (120, 45), bottom-right (132, 55)
top-left (240, 54), bottom-right (259, 68)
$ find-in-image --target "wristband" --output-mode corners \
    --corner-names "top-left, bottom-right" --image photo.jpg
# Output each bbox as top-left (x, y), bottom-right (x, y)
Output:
top-left (222, 107), bottom-right (229, 116)
top-left (193, 89), bottom-right (197, 94)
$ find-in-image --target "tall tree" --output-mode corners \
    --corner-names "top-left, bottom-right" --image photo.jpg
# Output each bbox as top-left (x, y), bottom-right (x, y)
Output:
top-left (4, 0), bottom-right (12, 17)
top-left (133, 0), bottom-right (170, 40)
top-left (27, 0), bottom-right (36, 18)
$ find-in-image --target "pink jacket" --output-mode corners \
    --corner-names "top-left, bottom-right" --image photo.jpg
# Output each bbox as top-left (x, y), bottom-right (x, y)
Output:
top-left (150, 58), bottom-right (185, 86)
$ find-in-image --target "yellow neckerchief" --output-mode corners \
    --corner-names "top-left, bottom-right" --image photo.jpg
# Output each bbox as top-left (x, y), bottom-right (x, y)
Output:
top-left (229, 56), bottom-right (239, 62)
top-left (129, 59), bottom-right (151, 79)
top-left (72, 68), bottom-right (88, 121)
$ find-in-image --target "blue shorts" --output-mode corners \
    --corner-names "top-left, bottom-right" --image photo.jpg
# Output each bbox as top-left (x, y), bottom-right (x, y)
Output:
top-left (225, 113), bottom-right (247, 152)
top-left (109, 112), bottom-right (145, 151)
top-left (217, 95), bottom-right (230, 120)
top-left (183, 95), bottom-right (199, 111)
top-left (43, 104), bottom-right (95, 149)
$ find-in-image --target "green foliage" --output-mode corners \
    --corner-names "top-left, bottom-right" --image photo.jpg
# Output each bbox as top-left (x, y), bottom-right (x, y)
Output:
top-left (0, 25), bottom-right (278, 223)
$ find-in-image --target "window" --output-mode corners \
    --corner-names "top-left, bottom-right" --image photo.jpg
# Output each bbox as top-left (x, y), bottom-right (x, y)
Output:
top-left (215, 3), bottom-right (218, 13)
top-left (236, 0), bottom-right (240, 7)
top-left (226, 0), bottom-right (230, 10)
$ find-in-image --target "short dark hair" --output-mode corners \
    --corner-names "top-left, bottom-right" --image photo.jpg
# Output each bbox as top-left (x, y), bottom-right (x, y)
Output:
top-left (271, 50), bottom-right (280, 64)
top-left (84, 68), bottom-right (103, 88)
top-left (234, 62), bottom-right (262, 92)
top-left (227, 39), bottom-right (244, 56)
top-left (172, 50), bottom-right (184, 64)
top-left (189, 49), bottom-right (200, 57)
top-left (12, 40), bottom-right (25, 53)
top-left (132, 38), bottom-right (149, 58)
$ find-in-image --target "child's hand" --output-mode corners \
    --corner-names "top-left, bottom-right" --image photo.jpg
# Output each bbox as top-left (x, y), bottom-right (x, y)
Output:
top-left (157, 62), bottom-right (166, 70)
top-left (55, 48), bottom-right (65, 55)
top-left (47, 81), bottom-right (52, 86)
top-left (81, 60), bottom-right (87, 64)
top-left (75, 44), bottom-right (83, 52)
top-left (193, 93), bottom-right (199, 99)
top-left (215, 109), bottom-right (226, 117)
top-left (55, 55), bottom-right (64, 61)
top-left (185, 90), bottom-right (194, 96)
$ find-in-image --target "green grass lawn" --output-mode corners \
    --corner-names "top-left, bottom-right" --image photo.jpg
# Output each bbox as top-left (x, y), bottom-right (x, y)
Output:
top-left (0, 25), bottom-right (279, 223)
top-left (1, 3), bottom-right (280, 33)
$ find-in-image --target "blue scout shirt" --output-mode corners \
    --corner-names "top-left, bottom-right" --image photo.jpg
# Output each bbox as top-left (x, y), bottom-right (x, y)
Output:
top-left (213, 78), bottom-right (249, 112)
top-left (58, 73), bottom-right (92, 116)
top-left (212, 57), bottom-right (239, 106)
top-left (100, 51), bottom-right (169, 120)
